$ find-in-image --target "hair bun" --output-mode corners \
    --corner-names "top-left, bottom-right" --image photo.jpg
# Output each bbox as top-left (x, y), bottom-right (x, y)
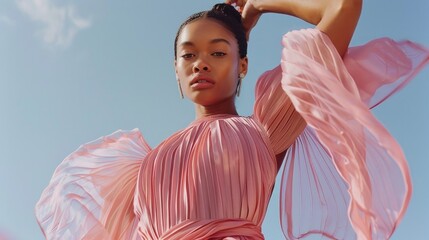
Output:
top-left (212, 3), bottom-right (242, 23)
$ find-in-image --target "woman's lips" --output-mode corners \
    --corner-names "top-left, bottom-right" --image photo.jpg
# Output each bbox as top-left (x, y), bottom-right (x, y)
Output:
top-left (190, 77), bottom-right (215, 90)
top-left (190, 79), bottom-right (215, 90)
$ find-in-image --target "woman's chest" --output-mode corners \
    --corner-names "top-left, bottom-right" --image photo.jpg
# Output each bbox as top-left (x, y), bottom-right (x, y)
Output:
top-left (134, 117), bottom-right (278, 227)
top-left (143, 117), bottom-right (276, 179)
top-left (136, 117), bottom-right (277, 207)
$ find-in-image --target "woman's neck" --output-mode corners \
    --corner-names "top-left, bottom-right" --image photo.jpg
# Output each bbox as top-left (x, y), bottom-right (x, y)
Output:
top-left (194, 98), bottom-right (238, 119)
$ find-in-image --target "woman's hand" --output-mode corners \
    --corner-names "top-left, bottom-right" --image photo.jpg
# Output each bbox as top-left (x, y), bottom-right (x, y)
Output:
top-left (225, 0), bottom-right (262, 40)
top-left (224, 0), bottom-right (247, 13)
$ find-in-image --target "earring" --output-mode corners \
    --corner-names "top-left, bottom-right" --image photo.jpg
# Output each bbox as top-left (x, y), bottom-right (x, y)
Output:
top-left (177, 80), bottom-right (184, 99)
top-left (236, 79), bottom-right (242, 97)
top-left (236, 73), bottom-right (245, 97)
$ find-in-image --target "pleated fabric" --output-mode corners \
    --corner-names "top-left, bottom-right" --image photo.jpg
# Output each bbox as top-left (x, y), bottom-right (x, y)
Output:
top-left (35, 129), bottom-right (150, 240)
top-left (35, 28), bottom-right (429, 240)
top-left (133, 116), bottom-right (280, 239)
top-left (279, 29), bottom-right (429, 240)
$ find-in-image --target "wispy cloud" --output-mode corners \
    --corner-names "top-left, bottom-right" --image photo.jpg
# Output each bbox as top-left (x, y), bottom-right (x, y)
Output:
top-left (16, 0), bottom-right (91, 47)
top-left (0, 15), bottom-right (15, 26)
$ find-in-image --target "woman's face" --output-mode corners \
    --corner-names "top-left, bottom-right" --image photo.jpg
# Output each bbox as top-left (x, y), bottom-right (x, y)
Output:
top-left (175, 18), bottom-right (247, 106)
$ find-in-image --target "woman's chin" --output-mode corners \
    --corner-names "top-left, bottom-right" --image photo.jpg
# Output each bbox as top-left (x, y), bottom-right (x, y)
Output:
top-left (189, 94), bottom-right (235, 107)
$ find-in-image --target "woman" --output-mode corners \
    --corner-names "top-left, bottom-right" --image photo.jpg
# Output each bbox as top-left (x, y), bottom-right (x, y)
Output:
top-left (35, 0), bottom-right (429, 239)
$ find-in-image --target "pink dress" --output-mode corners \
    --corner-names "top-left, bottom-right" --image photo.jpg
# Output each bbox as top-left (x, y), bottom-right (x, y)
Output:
top-left (35, 29), bottom-right (429, 240)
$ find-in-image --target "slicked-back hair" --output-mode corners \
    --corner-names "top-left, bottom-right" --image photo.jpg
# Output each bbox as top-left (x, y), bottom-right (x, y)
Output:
top-left (174, 3), bottom-right (247, 59)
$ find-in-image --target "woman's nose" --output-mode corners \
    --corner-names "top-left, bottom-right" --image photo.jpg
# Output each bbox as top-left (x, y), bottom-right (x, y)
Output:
top-left (193, 59), bottom-right (210, 73)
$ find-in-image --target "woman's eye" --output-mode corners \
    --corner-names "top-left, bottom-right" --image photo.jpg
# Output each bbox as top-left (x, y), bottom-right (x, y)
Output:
top-left (181, 53), bottom-right (194, 59)
top-left (212, 52), bottom-right (226, 57)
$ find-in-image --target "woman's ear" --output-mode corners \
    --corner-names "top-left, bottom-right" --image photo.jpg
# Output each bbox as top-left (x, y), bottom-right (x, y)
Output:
top-left (239, 57), bottom-right (248, 76)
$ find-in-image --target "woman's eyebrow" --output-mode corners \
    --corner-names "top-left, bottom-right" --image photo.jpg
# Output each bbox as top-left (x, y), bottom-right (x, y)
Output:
top-left (179, 41), bottom-right (194, 47)
top-left (179, 38), bottom-right (231, 47)
top-left (210, 38), bottom-right (231, 45)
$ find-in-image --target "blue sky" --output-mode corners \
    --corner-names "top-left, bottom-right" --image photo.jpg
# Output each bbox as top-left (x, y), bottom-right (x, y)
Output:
top-left (1, 0), bottom-right (428, 239)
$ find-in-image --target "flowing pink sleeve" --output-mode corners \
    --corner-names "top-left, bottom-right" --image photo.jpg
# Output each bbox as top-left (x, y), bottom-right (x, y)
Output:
top-left (35, 129), bottom-right (151, 240)
top-left (253, 65), bottom-right (307, 155)
top-left (279, 29), bottom-right (429, 240)
top-left (345, 37), bottom-right (429, 109)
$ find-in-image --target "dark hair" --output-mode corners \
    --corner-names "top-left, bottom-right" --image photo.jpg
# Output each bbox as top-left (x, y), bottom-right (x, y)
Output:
top-left (174, 3), bottom-right (247, 59)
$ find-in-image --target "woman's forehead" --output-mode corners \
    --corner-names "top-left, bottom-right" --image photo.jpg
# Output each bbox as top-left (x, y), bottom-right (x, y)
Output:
top-left (177, 18), bottom-right (236, 45)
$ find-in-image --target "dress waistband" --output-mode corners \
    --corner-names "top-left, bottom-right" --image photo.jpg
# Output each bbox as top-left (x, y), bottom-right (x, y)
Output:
top-left (159, 218), bottom-right (264, 240)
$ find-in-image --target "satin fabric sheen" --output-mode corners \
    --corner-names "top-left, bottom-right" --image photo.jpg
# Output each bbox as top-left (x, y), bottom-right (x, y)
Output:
top-left (35, 29), bottom-right (429, 240)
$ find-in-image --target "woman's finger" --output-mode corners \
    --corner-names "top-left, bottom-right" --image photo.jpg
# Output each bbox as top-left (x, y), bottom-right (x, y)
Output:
top-left (226, 0), bottom-right (247, 8)
top-left (237, 0), bottom-right (247, 8)
top-left (241, 1), bottom-right (261, 40)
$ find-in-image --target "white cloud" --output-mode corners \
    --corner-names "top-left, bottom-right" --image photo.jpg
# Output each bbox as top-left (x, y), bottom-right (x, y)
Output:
top-left (16, 0), bottom-right (91, 47)
top-left (0, 15), bottom-right (15, 26)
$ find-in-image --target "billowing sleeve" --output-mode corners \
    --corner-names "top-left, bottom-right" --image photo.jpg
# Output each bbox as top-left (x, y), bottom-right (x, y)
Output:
top-left (279, 29), bottom-right (429, 240)
top-left (252, 65), bottom-right (307, 155)
top-left (35, 129), bottom-right (151, 240)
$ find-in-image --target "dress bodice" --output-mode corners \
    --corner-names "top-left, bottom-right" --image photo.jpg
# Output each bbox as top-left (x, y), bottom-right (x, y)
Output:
top-left (135, 115), bottom-right (277, 239)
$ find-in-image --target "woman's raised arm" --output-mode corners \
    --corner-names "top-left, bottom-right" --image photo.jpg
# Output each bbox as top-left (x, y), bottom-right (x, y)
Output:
top-left (228, 0), bottom-right (363, 57)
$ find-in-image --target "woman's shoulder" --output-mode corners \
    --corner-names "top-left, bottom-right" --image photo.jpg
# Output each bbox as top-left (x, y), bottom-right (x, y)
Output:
top-left (65, 128), bottom-right (151, 162)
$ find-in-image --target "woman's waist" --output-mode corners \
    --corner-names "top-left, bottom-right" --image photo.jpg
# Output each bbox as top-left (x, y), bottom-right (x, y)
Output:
top-left (140, 218), bottom-right (265, 240)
